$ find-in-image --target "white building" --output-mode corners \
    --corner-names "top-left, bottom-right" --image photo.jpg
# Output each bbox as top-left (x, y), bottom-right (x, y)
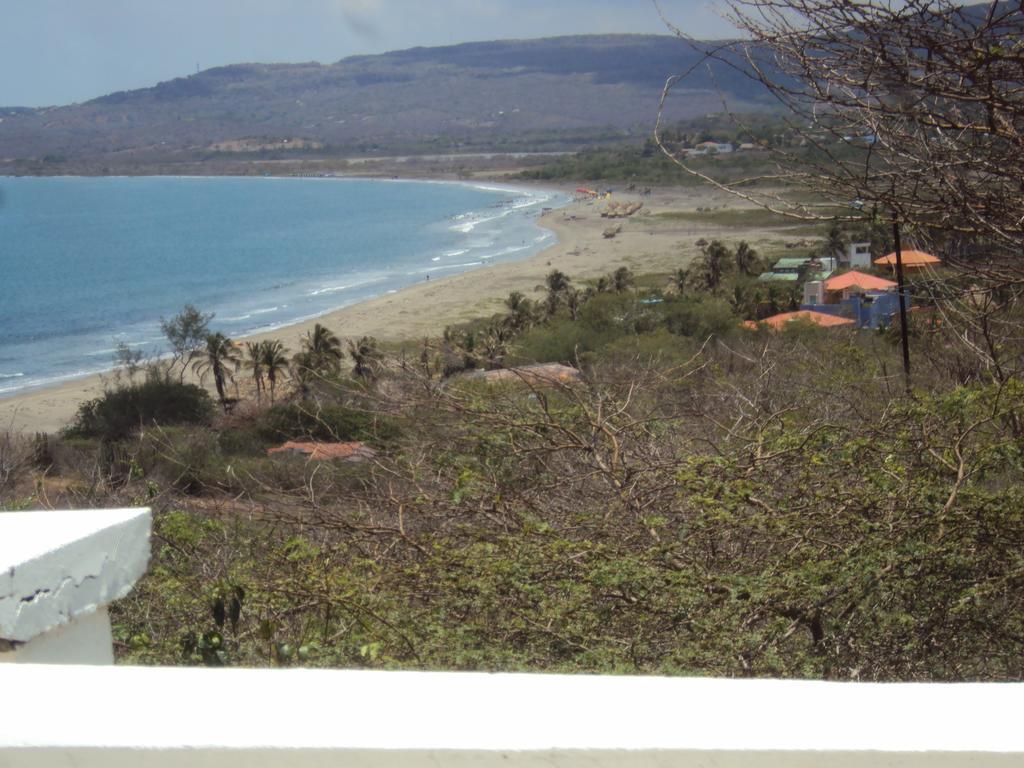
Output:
top-left (843, 241), bottom-right (873, 269)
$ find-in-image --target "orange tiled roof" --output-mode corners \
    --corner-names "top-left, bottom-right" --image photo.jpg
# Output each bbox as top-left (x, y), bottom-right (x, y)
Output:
top-left (874, 249), bottom-right (941, 267)
top-left (744, 311), bottom-right (856, 330)
top-left (824, 270), bottom-right (896, 292)
top-left (267, 441), bottom-right (376, 461)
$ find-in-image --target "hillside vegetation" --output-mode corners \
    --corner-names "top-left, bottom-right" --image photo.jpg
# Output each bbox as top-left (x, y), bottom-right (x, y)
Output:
top-left (3, 234), bottom-right (1021, 680)
top-left (0, 35), bottom-right (777, 172)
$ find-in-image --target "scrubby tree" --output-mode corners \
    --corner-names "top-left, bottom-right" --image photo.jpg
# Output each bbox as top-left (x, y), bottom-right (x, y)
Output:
top-left (657, 1), bottom-right (1024, 254)
top-left (161, 305), bottom-right (213, 383)
top-left (113, 342), bottom-right (145, 383)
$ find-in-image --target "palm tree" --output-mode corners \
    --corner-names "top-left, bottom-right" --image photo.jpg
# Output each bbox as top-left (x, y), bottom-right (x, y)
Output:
top-left (192, 332), bottom-right (241, 410)
top-left (734, 241), bottom-right (760, 276)
top-left (671, 267), bottom-right (689, 294)
top-left (480, 321), bottom-right (513, 369)
top-left (244, 342), bottom-right (265, 403)
top-left (611, 266), bottom-right (634, 293)
top-left (565, 288), bottom-right (584, 321)
top-left (824, 221), bottom-right (847, 263)
top-left (300, 323), bottom-right (343, 375)
top-left (441, 327), bottom-right (479, 377)
top-left (348, 336), bottom-right (382, 379)
top-left (505, 291), bottom-right (527, 313)
top-left (701, 240), bottom-right (733, 292)
top-left (504, 291), bottom-right (536, 331)
top-left (260, 340), bottom-right (289, 404)
top-left (545, 269), bottom-right (571, 295)
top-left (544, 269), bottom-right (571, 316)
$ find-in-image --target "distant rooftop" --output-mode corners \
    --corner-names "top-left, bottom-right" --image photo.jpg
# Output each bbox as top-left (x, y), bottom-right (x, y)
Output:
top-left (825, 270), bottom-right (897, 292)
top-left (267, 441), bottom-right (376, 462)
top-left (744, 310), bottom-right (856, 330)
top-left (467, 364), bottom-right (583, 386)
top-left (875, 249), bottom-right (941, 268)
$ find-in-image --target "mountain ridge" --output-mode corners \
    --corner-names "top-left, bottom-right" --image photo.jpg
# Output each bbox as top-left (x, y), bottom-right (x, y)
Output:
top-left (0, 34), bottom-right (773, 169)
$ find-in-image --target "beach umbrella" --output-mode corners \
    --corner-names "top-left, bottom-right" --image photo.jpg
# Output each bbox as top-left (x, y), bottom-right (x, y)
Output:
top-left (874, 249), bottom-right (941, 268)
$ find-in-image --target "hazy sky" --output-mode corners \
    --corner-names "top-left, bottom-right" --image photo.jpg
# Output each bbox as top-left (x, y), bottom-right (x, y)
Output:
top-left (1, 0), bottom-right (735, 107)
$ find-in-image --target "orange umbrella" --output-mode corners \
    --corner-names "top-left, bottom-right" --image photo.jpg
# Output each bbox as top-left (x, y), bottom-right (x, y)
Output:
top-left (874, 249), bottom-right (941, 268)
top-left (824, 270), bottom-right (897, 292)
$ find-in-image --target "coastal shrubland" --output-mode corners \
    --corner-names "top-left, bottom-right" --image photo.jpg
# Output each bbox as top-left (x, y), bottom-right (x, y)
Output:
top-left (5, 216), bottom-right (1023, 680)
top-left (5, 1), bottom-right (1024, 683)
top-left (65, 380), bottom-right (214, 443)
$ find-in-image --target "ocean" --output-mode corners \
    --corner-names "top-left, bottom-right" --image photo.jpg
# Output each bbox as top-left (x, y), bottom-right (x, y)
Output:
top-left (0, 176), bottom-right (566, 397)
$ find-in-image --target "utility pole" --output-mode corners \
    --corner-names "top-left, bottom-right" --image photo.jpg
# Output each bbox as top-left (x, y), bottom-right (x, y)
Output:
top-left (891, 215), bottom-right (912, 393)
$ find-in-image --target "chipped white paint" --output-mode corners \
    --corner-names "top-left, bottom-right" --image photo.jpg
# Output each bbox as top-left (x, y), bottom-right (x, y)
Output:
top-left (0, 508), bottom-right (150, 663)
top-left (0, 666), bottom-right (1022, 766)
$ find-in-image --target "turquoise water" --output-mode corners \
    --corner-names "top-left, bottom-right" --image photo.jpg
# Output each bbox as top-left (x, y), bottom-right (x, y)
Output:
top-left (0, 176), bottom-right (565, 397)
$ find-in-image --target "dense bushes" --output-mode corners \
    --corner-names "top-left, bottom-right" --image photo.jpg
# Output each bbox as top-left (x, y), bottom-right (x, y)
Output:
top-left (65, 380), bottom-right (214, 441)
top-left (511, 293), bottom-right (735, 366)
top-left (107, 348), bottom-right (1024, 679)
top-left (662, 298), bottom-right (735, 339)
top-left (255, 402), bottom-right (396, 444)
top-left (21, 253), bottom-right (1024, 681)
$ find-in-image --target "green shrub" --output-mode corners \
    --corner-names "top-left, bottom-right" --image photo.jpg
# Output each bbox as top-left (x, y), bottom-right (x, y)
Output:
top-left (579, 293), bottom-right (664, 336)
top-left (65, 381), bottom-right (214, 442)
top-left (217, 425), bottom-right (269, 458)
top-left (253, 402), bottom-right (398, 445)
top-left (512, 320), bottom-right (599, 365)
top-left (598, 329), bottom-right (698, 367)
top-left (663, 297), bottom-right (737, 339)
top-left (136, 427), bottom-right (225, 495)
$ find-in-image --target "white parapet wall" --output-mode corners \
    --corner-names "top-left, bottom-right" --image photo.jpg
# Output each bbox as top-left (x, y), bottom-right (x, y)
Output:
top-left (1, 666), bottom-right (1022, 766)
top-left (1, 509), bottom-right (1022, 766)
top-left (0, 507), bottom-right (151, 664)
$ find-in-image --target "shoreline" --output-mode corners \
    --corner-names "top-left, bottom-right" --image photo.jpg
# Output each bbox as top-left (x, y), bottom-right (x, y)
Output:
top-left (0, 176), bottom-right (561, 398)
top-left (0, 182), bottom-right (754, 434)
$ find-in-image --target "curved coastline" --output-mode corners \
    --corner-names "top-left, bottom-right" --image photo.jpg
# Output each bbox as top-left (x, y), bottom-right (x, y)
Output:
top-left (0, 181), bottom-right (720, 433)
top-left (0, 177), bottom-right (568, 432)
top-left (0, 177), bottom-right (563, 391)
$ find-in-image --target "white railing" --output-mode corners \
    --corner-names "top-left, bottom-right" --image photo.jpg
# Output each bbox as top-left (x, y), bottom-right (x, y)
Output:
top-left (2, 508), bottom-right (1022, 767)
top-left (0, 507), bottom-right (150, 664)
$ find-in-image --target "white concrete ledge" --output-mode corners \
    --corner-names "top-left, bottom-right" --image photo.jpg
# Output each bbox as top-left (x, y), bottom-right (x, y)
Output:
top-left (0, 666), bottom-right (1021, 766)
top-left (0, 508), bottom-right (150, 661)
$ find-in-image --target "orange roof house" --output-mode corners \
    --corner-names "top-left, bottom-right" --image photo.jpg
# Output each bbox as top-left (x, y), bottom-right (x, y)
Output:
top-left (823, 270), bottom-right (897, 293)
top-left (873, 250), bottom-right (941, 269)
top-left (267, 441), bottom-right (376, 462)
top-left (743, 310), bottom-right (856, 331)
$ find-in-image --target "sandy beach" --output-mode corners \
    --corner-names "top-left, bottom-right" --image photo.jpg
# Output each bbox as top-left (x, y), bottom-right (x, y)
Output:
top-left (0, 183), bottom-right (773, 434)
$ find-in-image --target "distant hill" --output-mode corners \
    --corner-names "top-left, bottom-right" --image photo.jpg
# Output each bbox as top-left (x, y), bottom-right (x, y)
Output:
top-left (0, 35), bottom-right (776, 168)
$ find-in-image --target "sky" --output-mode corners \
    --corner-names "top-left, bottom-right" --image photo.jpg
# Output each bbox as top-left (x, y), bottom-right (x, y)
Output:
top-left (0, 0), bottom-right (736, 107)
